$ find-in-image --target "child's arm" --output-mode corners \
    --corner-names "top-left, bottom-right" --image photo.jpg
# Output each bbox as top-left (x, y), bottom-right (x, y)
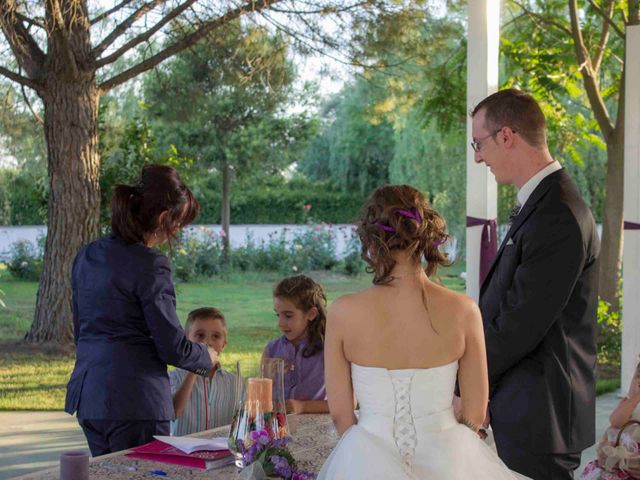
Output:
top-left (173, 372), bottom-right (197, 418)
top-left (610, 373), bottom-right (640, 428)
top-left (286, 399), bottom-right (330, 414)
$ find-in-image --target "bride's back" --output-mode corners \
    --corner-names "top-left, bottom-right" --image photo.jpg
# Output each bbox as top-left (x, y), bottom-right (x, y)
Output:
top-left (339, 275), bottom-right (468, 370)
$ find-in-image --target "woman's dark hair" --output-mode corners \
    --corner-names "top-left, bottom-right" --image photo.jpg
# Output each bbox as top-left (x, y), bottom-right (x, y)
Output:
top-left (357, 184), bottom-right (451, 285)
top-left (111, 165), bottom-right (199, 245)
top-left (273, 275), bottom-right (327, 358)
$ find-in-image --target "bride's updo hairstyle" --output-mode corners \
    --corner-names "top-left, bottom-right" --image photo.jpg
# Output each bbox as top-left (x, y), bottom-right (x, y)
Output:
top-left (357, 184), bottom-right (450, 285)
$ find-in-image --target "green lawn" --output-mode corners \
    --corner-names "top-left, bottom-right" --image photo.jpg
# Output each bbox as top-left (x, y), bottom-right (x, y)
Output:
top-left (0, 267), bottom-right (466, 410)
top-left (0, 265), bottom-right (619, 410)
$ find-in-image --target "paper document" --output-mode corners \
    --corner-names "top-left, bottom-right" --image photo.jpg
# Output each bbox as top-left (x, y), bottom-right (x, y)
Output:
top-left (153, 435), bottom-right (229, 454)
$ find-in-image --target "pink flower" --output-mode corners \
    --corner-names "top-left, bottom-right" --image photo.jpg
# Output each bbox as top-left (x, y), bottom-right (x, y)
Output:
top-left (303, 204), bottom-right (312, 211)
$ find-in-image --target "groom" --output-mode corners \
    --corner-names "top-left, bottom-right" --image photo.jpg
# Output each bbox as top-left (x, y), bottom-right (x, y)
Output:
top-left (472, 89), bottom-right (600, 479)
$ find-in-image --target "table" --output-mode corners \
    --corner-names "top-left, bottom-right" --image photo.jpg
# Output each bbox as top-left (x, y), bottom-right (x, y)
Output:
top-left (11, 414), bottom-right (338, 479)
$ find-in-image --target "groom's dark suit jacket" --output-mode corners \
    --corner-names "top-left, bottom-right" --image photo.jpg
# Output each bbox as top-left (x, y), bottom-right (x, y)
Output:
top-left (480, 168), bottom-right (600, 454)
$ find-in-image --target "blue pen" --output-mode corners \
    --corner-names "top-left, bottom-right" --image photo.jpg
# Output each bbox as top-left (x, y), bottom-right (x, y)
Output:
top-left (149, 470), bottom-right (168, 476)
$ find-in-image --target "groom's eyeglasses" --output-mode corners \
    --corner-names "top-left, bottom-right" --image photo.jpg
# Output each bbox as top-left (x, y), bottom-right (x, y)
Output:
top-left (471, 127), bottom-right (516, 153)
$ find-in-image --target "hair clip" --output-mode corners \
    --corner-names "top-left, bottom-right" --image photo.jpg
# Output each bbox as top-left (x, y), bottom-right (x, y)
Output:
top-left (374, 223), bottom-right (396, 233)
top-left (432, 235), bottom-right (448, 247)
top-left (395, 208), bottom-right (422, 224)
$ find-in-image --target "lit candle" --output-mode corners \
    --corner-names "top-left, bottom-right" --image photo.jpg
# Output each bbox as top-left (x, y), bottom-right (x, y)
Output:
top-left (246, 377), bottom-right (273, 413)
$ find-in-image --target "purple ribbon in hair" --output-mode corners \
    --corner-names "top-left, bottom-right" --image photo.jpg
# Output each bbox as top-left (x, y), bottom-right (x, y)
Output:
top-left (374, 208), bottom-right (422, 234)
top-left (374, 208), bottom-right (445, 247)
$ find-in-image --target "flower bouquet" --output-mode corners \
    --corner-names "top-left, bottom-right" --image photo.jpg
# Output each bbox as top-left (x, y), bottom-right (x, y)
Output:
top-left (236, 429), bottom-right (315, 480)
top-left (580, 421), bottom-right (640, 480)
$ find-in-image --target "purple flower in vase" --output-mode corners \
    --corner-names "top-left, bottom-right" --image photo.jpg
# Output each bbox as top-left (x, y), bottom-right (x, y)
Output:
top-left (250, 429), bottom-right (271, 446)
top-left (236, 439), bottom-right (246, 454)
top-left (244, 442), bottom-right (262, 464)
top-left (270, 455), bottom-right (293, 478)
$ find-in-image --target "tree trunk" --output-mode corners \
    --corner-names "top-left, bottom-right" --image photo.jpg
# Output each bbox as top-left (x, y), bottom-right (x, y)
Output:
top-left (26, 78), bottom-right (101, 344)
top-left (221, 161), bottom-right (231, 255)
top-left (598, 129), bottom-right (625, 309)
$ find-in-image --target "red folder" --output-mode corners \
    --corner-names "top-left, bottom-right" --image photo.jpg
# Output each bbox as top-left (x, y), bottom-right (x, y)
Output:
top-left (126, 440), bottom-right (234, 470)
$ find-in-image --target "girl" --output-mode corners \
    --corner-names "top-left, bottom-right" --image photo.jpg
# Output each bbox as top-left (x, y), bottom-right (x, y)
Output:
top-left (610, 359), bottom-right (640, 428)
top-left (263, 275), bottom-right (329, 414)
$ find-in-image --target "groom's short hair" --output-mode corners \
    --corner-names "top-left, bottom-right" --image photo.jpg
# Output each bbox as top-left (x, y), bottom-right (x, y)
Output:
top-left (472, 88), bottom-right (547, 149)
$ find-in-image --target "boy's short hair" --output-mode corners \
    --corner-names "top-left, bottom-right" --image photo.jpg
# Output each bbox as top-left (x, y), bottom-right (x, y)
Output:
top-left (185, 307), bottom-right (227, 336)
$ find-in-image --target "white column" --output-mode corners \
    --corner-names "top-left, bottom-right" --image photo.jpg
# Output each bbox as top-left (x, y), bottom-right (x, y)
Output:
top-left (466, 0), bottom-right (500, 301)
top-left (621, 25), bottom-right (640, 391)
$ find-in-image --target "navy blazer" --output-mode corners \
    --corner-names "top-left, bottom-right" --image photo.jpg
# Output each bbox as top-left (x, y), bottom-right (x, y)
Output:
top-left (65, 234), bottom-right (212, 421)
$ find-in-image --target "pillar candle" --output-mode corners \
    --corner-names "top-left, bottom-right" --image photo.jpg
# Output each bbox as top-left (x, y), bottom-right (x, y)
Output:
top-left (246, 377), bottom-right (273, 413)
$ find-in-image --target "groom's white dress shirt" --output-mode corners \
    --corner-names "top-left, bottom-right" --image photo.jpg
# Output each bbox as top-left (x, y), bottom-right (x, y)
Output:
top-left (517, 160), bottom-right (562, 208)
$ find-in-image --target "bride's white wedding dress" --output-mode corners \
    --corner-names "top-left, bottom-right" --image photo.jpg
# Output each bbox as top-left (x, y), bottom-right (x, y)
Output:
top-left (318, 361), bottom-right (531, 479)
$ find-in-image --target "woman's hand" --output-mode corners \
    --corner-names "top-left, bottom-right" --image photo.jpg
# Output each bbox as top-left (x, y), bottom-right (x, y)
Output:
top-left (207, 346), bottom-right (219, 368)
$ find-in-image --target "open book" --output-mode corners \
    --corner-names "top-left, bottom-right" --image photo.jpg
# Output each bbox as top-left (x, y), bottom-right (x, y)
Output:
top-left (126, 438), bottom-right (233, 470)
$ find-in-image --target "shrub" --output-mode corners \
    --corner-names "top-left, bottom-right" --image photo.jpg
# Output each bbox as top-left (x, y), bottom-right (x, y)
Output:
top-left (6, 239), bottom-right (43, 281)
top-left (337, 227), bottom-right (367, 276)
top-left (290, 224), bottom-right (338, 272)
top-left (596, 299), bottom-right (621, 370)
top-left (170, 228), bottom-right (226, 281)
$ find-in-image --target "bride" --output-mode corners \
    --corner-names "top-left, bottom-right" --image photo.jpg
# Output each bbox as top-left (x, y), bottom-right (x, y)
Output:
top-left (318, 185), bottom-right (530, 479)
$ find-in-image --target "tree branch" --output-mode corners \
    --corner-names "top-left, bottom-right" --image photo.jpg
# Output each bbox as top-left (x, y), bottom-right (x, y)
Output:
top-left (568, 0), bottom-right (614, 139)
top-left (92, 0), bottom-right (166, 59)
top-left (90, 0), bottom-right (136, 25)
top-left (20, 70), bottom-right (44, 123)
top-left (0, 65), bottom-right (41, 90)
top-left (587, 0), bottom-right (625, 39)
top-left (592, 0), bottom-right (613, 72)
top-left (94, 0), bottom-right (199, 68)
top-left (99, 0), bottom-right (282, 92)
top-left (16, 12), bottom-right (46, 30)
top-left (510, 0), bottom-right (572, 36)
top-left (0, 1), bottom-right (47, 79)
top-left (47, 0), bottom-right (80, 81)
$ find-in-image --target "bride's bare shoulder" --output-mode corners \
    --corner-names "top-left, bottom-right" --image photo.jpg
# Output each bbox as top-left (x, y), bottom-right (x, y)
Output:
top-left (428, 282), bottom-right (481, 325)
top-left (327, 286), bottom-right (377, 322)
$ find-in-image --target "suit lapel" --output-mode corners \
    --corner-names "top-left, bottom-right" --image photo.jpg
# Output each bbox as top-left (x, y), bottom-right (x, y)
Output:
top-left (480, 169), bottom-right (565, 294)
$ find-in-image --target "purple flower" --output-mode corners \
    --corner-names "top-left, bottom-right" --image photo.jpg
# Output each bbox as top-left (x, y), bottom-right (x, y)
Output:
top-left (270, 455), bottom-right (292, 478)
top-left (292, 470), bottom-right (316, 480)
top-left (250, 429), bottom-right (271, 446)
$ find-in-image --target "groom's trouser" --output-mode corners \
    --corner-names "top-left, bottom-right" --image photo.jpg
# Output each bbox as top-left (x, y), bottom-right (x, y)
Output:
top-left (495, 435), bottom-right (581, 480)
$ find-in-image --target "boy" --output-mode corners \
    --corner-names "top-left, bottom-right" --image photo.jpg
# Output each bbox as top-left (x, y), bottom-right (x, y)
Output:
top-left (170, 307), bottom-right (239, 435)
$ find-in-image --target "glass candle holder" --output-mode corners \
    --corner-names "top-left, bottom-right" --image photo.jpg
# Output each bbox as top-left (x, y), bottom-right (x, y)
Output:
top-left (228, 357), bottom-right (288, 467)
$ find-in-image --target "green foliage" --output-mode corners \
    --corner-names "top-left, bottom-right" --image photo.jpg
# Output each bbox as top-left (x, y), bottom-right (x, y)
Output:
top-left (338, 227), bottom-right (367, 276)
top-left (596, 299), bottom-right (621, 368)
top-left (195, 177), bottom-right (365, 224)
top-left (389, 114), bottom-right (466, 245)
top-left (5, 240), bottom-right (43, 281)
top-left (143, 21), bottom-right (314, 224)
top-left (163, 224), bottom-right (365, 280)
top-left (299, 79), bottom-right (394, 196)
top-left (0, 168), bottom-right (47, 225)
top-left (171, 229), bottom-right (226, 282)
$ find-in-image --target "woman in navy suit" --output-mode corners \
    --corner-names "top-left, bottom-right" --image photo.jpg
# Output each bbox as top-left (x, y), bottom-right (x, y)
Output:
top-left (65, 165), bottom-right (218, 456)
